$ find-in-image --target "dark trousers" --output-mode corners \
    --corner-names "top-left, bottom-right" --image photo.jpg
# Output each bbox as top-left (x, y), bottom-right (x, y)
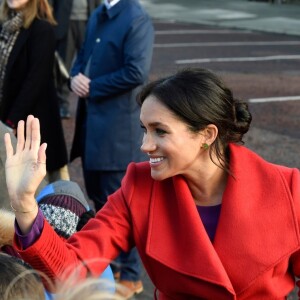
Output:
top-left (82, 168), bottom-right (141, 281)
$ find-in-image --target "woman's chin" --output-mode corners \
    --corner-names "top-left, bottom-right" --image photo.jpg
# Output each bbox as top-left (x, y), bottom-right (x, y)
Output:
top-left (150, 170), bottom-right (168, 181)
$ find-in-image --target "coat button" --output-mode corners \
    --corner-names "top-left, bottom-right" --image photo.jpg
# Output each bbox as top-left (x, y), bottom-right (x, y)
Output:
top-left (96, 38), bottom-right (101, 43)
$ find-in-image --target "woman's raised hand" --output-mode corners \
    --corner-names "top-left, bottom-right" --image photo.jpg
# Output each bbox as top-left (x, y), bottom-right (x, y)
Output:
top-left (4, 115), bottom-right (47, 233)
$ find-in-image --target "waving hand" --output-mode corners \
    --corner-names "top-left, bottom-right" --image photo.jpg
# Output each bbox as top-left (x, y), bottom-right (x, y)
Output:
top-left (5, 115), bottom-right (47, 233)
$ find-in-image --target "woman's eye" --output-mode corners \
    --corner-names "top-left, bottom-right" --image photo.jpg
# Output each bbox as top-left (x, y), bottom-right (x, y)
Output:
top-left (156, 128), bottom-right (166, 136)
top-left (140, 125), bottom-right (166, 136)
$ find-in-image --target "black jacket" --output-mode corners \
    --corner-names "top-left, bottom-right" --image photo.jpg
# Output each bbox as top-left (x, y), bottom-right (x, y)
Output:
top-left (0, 19), bottom-right (68, 171)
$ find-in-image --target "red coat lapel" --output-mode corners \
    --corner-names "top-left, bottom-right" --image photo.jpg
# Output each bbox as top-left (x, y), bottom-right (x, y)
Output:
top-left (146, 175), bottom-right (234, 293)
top-left (145, 144), bottom-right (300, 294)
top-left (214, 144), bottom-right (300, 293)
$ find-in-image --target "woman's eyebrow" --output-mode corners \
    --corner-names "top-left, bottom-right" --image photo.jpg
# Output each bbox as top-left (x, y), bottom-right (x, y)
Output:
top-left (141, 121), bottom-right (165, 127)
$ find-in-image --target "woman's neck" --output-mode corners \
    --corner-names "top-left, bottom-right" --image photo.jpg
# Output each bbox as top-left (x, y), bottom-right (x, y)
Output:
top-left (186, 163), bottom-right (228, 207)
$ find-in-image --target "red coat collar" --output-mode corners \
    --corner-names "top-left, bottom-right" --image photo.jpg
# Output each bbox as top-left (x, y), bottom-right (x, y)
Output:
top-left (145, 144), bottom-right (299, 295)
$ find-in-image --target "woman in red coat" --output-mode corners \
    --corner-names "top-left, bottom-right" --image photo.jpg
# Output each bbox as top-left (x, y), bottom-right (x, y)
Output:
top-left (5, 68), bottom-right (300, 299)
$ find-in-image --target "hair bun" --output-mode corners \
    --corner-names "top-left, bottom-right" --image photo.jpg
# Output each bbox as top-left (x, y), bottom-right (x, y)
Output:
top-left (234, 101), bottom-right (252, 134)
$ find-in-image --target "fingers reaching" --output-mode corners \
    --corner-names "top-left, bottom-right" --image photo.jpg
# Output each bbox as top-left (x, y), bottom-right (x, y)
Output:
top-left (16, 120), bottom-right (25, 153)
top-left (4, 133), bottom-right (13, 159)
top-left (30, 117), bottom-right (41, 154)
top-left (37, 143), bottom-right (47, 165)
top-left (8, 115), bottom-right (45, 164)
top-left (24, 115), bottom-right (34, 150)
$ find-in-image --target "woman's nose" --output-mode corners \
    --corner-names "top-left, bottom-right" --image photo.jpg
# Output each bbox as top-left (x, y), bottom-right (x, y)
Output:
top-left (140, 134), bottom-right (156, 153)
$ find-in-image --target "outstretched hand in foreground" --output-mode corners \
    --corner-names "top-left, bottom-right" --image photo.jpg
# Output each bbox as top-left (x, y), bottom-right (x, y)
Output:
top-left (5, 115), bottom-right (47, 233)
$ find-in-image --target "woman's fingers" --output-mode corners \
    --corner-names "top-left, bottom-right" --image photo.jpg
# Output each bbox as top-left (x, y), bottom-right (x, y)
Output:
top-left (16, 120), bottom-right (25, 153)
top-left (37, 143), bottom-right (47, 166)
top-left (14, 116), bottom-right (43, 163)
top-left (31, 117), bottom-right (41, 154)
top-left (21, 115), bottom-right (41, 154)
top-left (24, 115), bottom-right (34, 150)
top-left (4, 133), bottom-right (13, 158)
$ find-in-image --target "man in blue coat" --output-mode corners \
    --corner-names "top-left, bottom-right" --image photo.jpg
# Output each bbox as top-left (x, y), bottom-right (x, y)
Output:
top-left (69, 0), bottom-right (154, 297)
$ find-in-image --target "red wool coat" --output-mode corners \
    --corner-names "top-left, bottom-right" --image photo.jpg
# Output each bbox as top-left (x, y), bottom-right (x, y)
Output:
top-left (15, 144), bottom-right (300, 299)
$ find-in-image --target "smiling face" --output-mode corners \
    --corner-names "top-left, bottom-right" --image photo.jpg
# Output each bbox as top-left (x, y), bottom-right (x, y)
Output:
top-left (140, 95), bottom-right (206, 181)
top-left (6, 0), bottom-right (29, 10)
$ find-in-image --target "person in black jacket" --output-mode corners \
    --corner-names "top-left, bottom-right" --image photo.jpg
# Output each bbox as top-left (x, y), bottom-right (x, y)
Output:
top-left (0, 0), bottom-right (69, 182)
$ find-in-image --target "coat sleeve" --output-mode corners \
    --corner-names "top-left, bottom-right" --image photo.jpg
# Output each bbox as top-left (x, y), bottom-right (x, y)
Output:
top-left (6, 22), bottom-right (56, 126)
top-left (88, 12), bottom-right (154, 101)
top-left (13, 164), bottom-right (137, 291)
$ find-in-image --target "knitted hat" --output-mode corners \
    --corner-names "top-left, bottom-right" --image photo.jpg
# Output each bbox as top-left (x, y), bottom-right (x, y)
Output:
top-left (36, 180), bottom-right (91, 239)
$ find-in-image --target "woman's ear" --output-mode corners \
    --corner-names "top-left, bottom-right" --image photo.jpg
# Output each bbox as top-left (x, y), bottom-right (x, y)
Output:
top-left (203, 124), bottom-right (218, 145)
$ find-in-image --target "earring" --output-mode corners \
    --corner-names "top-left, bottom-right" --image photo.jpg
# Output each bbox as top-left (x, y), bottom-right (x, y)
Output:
top-left (202, 143), bottom-right (209, 150)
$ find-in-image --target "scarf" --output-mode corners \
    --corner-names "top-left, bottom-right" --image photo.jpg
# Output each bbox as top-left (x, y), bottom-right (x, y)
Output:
top-left (0, 12), bottom-right (24, 103)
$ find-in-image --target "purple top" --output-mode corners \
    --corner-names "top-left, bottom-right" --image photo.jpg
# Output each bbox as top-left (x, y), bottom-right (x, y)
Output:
top-left (15, 208), bottom-right (44, 249)
top-left (196, 204), bottom-right (222, 242)
top-left (16, 205), bottom-right (222, 249)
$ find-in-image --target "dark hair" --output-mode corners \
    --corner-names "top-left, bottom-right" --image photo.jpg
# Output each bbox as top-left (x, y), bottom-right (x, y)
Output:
top-left (0, 252), bottom-right (45, 300)
top-left (137, 68), bottom-right (252, 172)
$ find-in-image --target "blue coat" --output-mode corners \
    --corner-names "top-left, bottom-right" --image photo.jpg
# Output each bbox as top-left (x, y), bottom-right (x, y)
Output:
top-left (70, 0), bottom-right (154, 170)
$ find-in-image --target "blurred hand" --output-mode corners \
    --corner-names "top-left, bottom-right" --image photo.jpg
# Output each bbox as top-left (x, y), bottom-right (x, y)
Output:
top-left (71, 73), bottom-right (91, 98)
top-left (5, 115), bottom-right (47, 233)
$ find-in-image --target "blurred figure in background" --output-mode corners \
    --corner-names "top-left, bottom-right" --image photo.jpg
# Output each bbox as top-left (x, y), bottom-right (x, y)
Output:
top-left (0, 252), bottom-right (46, 300)
top-left (50, 0), bottom-right (101, 119)
top-left (54, 276), bottom-right (125, 300)
top-left (0, 0), bottom-right (69, 182)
